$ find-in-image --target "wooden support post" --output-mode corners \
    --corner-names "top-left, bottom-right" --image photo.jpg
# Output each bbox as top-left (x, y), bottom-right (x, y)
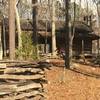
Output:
top-left (82, 39), bottom-right (85, 63)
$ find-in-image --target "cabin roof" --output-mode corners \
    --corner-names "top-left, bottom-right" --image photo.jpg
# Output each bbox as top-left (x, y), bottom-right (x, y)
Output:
top-left (20, 19), bottom-right (93, 33)
top-left (2, 18), bottom-right (100, 40)
top-left (3, 18), bottom-right (93, 32)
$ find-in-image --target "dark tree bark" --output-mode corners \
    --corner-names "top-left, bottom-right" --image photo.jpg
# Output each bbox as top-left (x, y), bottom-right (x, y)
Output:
top-left (9, 0), bottom-right (16, 60)
top-left (45, 21), bottom-right (48, 53)
top-left (32, 0), bottom-right (39, 58)
top-left (32, 0), bottom-right (38, 44)
top-left (65, 0), bottom-right (71, 68)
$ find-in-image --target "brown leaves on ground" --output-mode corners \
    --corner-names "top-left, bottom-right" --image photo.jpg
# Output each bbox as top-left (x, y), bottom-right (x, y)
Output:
top-left (45, 61), bottom-right (100, 100)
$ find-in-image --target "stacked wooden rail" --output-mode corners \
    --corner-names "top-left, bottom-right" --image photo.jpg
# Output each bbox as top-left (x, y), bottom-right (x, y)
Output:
top-left (0, 62), bottom-right (48, 100)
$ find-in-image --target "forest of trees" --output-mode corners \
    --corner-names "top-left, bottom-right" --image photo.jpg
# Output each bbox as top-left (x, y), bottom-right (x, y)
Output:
top-left (0, 0), bottom-right (100, 68)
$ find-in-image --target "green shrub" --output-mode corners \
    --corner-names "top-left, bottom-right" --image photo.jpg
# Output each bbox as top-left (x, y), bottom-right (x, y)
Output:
top-left (16, 32), bottom-right (37, 60)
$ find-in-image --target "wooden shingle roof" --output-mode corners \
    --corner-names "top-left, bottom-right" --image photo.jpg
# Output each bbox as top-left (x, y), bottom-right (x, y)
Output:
top-left (2, 18), bottom-right (100, 40)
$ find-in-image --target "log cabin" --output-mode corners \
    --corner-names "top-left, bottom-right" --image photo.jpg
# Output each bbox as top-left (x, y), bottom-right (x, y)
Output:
top-left (0, 18), bottom-right (100, 58)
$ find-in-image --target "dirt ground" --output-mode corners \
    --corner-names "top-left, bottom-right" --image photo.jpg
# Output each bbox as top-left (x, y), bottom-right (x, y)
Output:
top-left (45, 60), bottom-right (100, 100)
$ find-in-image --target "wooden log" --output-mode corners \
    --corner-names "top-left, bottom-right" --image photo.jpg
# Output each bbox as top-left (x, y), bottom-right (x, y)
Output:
top-left (0, 64), bottom-right (6, 69)
top-left (0, 92), bottom-right (11, 96)
top-left (72, 67), bottom-right (100, 78)
top-left (0, 60), bottom-right (37, 64)
top-left (7, 64), bottom-right (39, 69)
top-left (0, 84), bottom-right (17, 92)
top-left (0, 69), bottom-right (4, 72)
top-left (0, 91), bottom-right (42, 100)
top-left (4, 68), bottom-right (43, 74)
top-left (0, 74), bottom-right (44, 80)
top-left (8, 64), bottom-right (39, 68)
top-left (0, 83), bottom-right (42, 92)
top-left (5, 79), bottom-right (27, 84)
top-left (16, 83), bottom-right (42, 92)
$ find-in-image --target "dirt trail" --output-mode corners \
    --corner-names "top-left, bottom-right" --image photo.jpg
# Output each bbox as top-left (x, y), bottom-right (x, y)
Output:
top-left (45, 64), bottom-right (100, 100)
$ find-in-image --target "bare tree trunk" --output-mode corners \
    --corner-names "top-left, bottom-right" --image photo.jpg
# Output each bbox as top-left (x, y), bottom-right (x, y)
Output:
top-left (32, 0), bottom-right (39, 58)
top-left (15, 6), bottom-right (22, 49)
top-left (96, 4), bottom-right (100, 55)
top-left (79, 0), bottom-right (81, 21)
top-left (86, 0), bottom-right (89, 25)
top-left (2, 17), bottom-right (6, 58)
top-left (70, 0), bottom-right (76, 65)
top-left (0, 20), bottom-right (3, 60)
top-left (45, 21), bottom-right (48, 54)
top-left (65, 0), bottom-right (71, 68)
top-left (9, 0), bottom-right (16, 60)
top-left (93, 0), bottom-right (100, 55)
top-left (52, 1), bottom-right (57, 56)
